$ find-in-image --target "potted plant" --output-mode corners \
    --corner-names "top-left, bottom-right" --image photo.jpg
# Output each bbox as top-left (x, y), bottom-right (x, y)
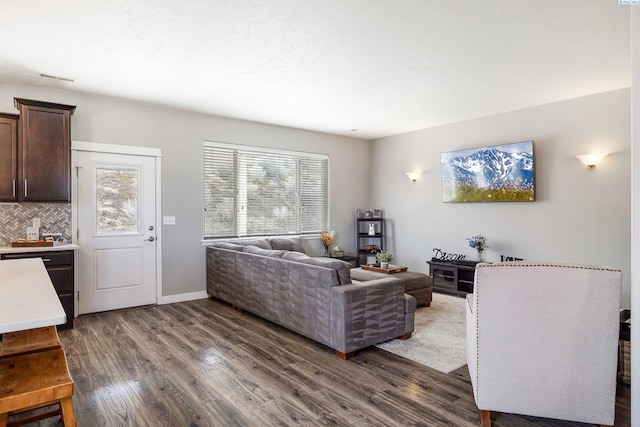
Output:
top-left (376, 251), bottom-right (393, 269)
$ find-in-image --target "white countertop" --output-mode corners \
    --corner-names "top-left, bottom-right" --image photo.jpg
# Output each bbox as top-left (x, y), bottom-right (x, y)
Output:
top-left (0, 243), bottom-right (79, 254)
top-left (0, 258), bottom-right (67, 333)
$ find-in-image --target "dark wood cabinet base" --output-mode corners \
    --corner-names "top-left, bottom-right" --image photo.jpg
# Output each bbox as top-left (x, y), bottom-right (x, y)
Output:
top-left (427, 260), bottom-right (479, 296)
top-left (1, 250), bottom-right (74, 329)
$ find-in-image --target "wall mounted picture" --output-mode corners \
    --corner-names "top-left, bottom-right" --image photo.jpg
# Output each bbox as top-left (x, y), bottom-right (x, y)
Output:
top-left (440, 141), bottom-right (535, 203)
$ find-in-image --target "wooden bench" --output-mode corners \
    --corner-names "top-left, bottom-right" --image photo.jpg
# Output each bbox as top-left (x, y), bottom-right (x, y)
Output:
top-left (1, 326), bottom-right (61, 359)
top-left (0, 348), bottom-right (75, 426)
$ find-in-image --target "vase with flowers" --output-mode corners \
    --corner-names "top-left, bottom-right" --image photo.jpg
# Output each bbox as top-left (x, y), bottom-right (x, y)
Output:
top-left (320, 231), bottom-right (334, 257)
top-left (467, 234), bottom-right (487, 262)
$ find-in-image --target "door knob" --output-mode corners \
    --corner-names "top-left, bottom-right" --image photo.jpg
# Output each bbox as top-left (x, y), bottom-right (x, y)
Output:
top-left (145, 236), bottom-right (155, 242)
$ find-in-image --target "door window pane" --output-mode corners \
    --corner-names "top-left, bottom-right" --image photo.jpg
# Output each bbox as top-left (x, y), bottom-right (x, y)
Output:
top-left (96, 167), bottom-right (140, 234)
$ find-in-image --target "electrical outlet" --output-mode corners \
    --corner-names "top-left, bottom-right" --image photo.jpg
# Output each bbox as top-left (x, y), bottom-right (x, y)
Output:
top-left (32, 217), bottom-right (40, 228)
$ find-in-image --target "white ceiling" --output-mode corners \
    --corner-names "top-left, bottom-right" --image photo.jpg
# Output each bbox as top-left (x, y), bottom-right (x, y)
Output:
top-left (0, 1), bottom-right (631, 140)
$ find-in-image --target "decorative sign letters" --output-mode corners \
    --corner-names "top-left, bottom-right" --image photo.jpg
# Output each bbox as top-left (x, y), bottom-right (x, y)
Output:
top-left (432, 248), bottom-right (466, 262)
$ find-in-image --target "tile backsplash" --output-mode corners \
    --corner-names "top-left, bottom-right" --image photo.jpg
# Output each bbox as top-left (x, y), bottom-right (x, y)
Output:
top-left (0, 203), bottom-right (72, 246)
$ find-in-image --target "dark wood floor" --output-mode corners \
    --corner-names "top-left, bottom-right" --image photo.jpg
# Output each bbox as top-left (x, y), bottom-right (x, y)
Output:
top-left (29, 298), bottom-right (631, 426)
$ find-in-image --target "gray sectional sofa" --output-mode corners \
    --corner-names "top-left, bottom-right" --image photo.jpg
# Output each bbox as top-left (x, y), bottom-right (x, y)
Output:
top-left (206, 237), bottom-right (416, 359)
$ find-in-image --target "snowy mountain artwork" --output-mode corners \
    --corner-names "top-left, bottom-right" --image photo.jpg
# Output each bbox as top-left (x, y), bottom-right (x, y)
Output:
top-left (440, 141), bottom-right (535, 202)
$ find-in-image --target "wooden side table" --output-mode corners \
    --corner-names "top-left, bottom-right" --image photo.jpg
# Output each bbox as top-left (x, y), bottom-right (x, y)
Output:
top-left (333, 255), bottom-right (357, 268)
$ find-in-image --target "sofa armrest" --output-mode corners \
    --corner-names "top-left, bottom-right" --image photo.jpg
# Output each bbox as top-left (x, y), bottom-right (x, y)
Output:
top-left (206, 246), bottom-right (239, 305)
top-left (330, 277), bottom-right (409, 354)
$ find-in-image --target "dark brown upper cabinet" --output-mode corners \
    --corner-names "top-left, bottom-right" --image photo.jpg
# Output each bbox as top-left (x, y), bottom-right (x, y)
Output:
top-left (14, 98), bottom-right (76, 202)
top-left (0, 113), bottom-right (19, 201)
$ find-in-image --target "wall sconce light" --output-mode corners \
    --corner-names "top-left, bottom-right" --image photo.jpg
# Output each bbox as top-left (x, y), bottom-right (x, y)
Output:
top-left (576, 153), bottom-right (608, 169)
top-left (405, 171), bottom-right (423, 182)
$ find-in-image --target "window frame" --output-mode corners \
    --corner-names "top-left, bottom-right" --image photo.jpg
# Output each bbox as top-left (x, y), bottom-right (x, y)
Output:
top-left (203, 140), bottom-right (330, 239)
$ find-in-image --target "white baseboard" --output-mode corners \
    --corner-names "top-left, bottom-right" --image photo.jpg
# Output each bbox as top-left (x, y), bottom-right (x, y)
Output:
top-left (159, 290), bottom-right (208, 305)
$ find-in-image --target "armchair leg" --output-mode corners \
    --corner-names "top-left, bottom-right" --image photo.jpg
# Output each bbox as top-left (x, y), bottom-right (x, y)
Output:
top-left (477, 410), bottom-right (491, 427)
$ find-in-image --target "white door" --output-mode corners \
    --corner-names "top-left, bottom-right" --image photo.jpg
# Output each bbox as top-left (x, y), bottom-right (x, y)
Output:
top-left (76, 151), bottom-right (157, 314)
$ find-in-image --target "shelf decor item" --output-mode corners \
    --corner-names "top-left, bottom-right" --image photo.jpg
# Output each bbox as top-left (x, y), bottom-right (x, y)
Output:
top-left (320, 231), bottom-right (334, 257)
top-left (376, 251), bottom-right (393, 269)
top-left (330, 247), bottom-right (344, 258)
top-left (467, 234), bottom-right (487, 262)
top-left (440, 141), bottom-right (534, 203)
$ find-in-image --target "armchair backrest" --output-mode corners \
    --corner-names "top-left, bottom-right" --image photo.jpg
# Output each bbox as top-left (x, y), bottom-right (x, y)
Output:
top-left (468, 261), bottom-right (622, 425)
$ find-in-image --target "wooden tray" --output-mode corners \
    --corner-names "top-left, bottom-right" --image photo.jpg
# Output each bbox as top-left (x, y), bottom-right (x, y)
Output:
top-left (361, 264), bottom-right (408, 274)
top-left (11, 241), bottom-right (54, 247)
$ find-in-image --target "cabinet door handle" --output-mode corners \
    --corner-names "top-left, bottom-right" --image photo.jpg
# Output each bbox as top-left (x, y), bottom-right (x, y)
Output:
top-left (12, 179), bottom-right (16, 198)
top-left (41, 258), bottom-right (51, 262)
top-left (24, 179), bottom-right (28, 198)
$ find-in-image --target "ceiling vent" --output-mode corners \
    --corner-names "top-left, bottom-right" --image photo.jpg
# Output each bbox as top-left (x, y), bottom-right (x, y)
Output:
top-left (40, 73), bottom-right (75, 83)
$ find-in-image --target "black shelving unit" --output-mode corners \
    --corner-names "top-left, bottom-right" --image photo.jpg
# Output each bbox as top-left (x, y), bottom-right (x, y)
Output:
top-left (355, 218), bottom-right (385, 267)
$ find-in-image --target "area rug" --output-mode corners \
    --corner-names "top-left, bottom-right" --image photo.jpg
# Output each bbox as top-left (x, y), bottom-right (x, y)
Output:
top-left (375, 293), bottom-right (467, 374)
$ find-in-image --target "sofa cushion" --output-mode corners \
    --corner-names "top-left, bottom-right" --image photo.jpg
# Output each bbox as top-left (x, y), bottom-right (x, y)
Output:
top-left (208, 241), bottom-right (245, 252)
top-left (229, 238), bottom-right (272, 249)
top-left (282, 251), bottom-right (352, 285)
top-left (349, 268), bottom-right (384, 282)
top-left (243, 245), bottom-right (288, 258)
top-left (268, 237), bottom-right (305, 253)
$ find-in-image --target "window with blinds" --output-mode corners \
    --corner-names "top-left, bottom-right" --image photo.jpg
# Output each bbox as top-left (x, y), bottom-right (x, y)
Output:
top-left (204, 141), bottom-right (329, 238)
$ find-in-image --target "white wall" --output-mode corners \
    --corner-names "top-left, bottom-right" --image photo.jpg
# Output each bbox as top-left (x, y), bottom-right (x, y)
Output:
top-left (630, 7), bottom-right (638, 426)
top-left (0, 82), bottom-right (370, 297)
top-left (371, 88), bottom-right (631, 307)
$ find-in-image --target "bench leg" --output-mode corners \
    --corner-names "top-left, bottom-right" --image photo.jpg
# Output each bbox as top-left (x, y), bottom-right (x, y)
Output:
top-left (60, 397), bottom-right (76, 427)
top-left (0, 412), bottom-right (7, 427)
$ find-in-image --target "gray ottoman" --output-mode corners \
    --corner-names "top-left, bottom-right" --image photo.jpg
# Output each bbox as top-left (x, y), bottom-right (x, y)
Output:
top-left (350, 268), bottom-right (433, 307)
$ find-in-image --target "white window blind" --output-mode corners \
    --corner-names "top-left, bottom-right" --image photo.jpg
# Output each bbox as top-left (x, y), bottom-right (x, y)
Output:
top-left (204, 141), bottom-right (329, 238)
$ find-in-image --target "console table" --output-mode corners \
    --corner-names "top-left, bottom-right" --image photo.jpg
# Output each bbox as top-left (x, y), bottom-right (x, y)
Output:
top-left (427, 260), bottom-right (479, 296)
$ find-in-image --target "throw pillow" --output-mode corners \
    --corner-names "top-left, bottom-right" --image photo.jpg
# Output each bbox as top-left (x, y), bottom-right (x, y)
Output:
top-left (268, 237), bottom-right (305, 253)
top-left (281, 251), bottom-right (310, 262)
top-left (209, 241), bottom-right (244, 252)
top-left (243, 245), bottom-right (288, 258)
top-left (232, 238), bottom-right (272, 249)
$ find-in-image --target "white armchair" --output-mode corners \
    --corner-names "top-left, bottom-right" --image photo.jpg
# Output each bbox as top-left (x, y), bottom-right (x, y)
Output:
top-left (466, 262), bottom-right (622, 426)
